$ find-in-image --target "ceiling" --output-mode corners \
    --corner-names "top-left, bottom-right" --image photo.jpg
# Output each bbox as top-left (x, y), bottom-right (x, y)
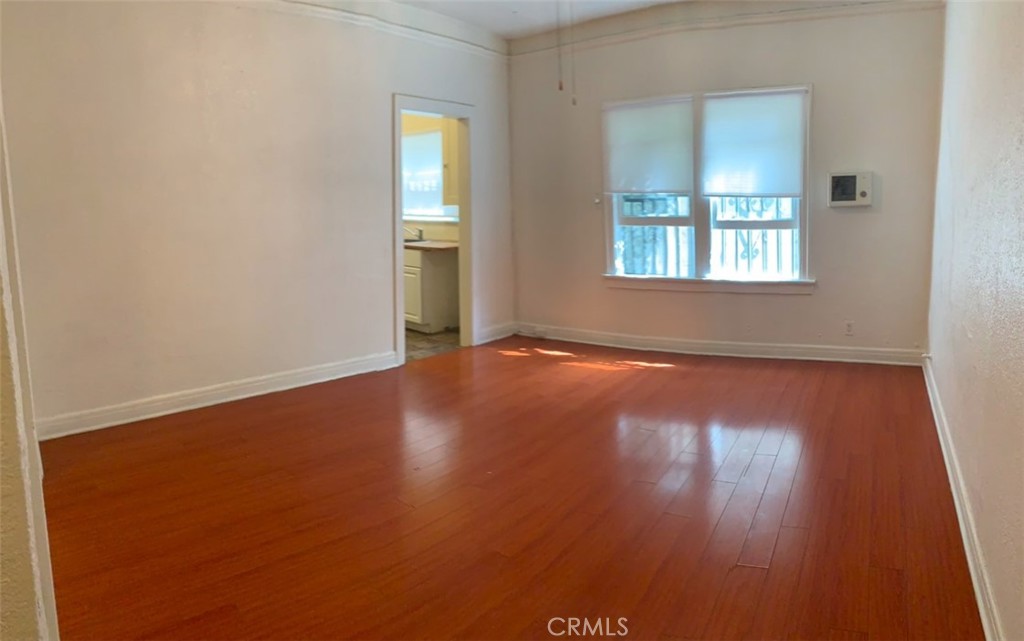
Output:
top-left (396, 0), bottom-right (679, 39)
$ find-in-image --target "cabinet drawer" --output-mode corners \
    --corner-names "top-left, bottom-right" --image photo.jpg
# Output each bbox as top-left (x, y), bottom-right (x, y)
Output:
top-left (403, 249), bottom-right (422, 268)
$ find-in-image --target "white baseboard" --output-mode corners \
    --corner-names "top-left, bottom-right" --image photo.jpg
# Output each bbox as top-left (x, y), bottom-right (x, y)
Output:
top-left (36, 351), bottom-right (400, 441)
top-left (923, 357), bottom-right (1002, 641)
top-left (516, 323), bottom-right (922, 365)
top-left (475, 322), bottom-right (519, 345)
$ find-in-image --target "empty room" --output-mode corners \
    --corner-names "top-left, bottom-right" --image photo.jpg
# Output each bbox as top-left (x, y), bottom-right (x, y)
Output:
top-left (1, 0), bottom-right (1021, 640)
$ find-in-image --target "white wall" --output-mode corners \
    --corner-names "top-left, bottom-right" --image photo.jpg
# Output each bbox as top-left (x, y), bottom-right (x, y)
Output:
top-left (509, 4), bottom-right (943, 358)
top-left (928, 1), bottom-right (1024, 638)
top-left (2, 0), bottom-right (513, 432)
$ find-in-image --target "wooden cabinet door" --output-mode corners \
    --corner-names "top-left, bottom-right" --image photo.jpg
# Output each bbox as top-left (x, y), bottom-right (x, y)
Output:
top-left (404, 267), bottom-right (422, 323)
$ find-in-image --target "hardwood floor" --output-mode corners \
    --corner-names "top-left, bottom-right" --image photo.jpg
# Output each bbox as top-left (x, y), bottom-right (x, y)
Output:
top-left (40, 337), bottom-right (984, 640)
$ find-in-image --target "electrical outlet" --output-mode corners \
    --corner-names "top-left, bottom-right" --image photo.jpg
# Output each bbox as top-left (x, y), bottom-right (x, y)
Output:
top-left (845, 321), bottom-right (855, 336)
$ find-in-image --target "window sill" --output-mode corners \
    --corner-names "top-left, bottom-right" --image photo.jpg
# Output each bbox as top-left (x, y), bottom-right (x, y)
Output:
top-left (603, 274), bottom-right (816, 295)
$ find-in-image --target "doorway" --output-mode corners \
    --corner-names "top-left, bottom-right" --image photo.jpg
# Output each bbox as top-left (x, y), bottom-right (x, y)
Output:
top-left (393, 96), bottom-right (473, 363)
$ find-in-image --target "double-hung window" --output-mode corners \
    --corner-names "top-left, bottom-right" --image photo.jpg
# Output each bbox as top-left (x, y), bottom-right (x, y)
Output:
top-left (606, 98), bottom-right (696, 279)
top-left (604, 87), bottom-right (808, 284)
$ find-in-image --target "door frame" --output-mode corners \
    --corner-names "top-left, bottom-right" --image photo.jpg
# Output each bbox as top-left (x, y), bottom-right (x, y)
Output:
top-left (392, 94), bottom-right (475, 363)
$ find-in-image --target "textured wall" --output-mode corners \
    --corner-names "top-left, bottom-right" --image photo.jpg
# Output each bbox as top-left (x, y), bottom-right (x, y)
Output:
top-left (928, 1), bottom-right (1024, 638)
top-left (2, 1), bottom-right (42, 623)
top-left (1, 285), bottom-right (40, 641)
top-left (509, 4), bottom-right (943, 353)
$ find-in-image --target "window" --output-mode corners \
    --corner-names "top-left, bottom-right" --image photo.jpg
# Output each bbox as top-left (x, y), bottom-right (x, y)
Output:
top-left (604, 87), bottom-right (808, 284)
top-left (401, 130), bottom-right (444, 218)
top-left (606, 98), bottom-right (695, 278)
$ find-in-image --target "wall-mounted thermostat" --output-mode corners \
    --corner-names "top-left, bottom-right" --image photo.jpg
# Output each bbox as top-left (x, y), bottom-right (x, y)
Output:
top-left (829, 171), bottom-right (873, 207)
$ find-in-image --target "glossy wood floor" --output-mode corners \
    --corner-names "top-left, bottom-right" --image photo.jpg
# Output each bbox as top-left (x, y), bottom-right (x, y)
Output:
top-left (41, 337), bottom-right (983, 640)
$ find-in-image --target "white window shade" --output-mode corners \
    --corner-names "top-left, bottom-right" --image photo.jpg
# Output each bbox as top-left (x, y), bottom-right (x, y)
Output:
top-left (702, 91), bottom-right (805, 197)
top-left (605, 100), bottom-right (694, 193)
top-left (401, 131), bottom-right (444, 217)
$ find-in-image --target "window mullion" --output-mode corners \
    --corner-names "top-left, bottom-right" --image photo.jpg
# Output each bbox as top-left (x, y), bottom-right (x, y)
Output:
top-left (800, 87), bottom-right (811, 279)
top-left (693, 96), bottom-right (710, 279)
top-left (605, 195), bottom-right (616, 274)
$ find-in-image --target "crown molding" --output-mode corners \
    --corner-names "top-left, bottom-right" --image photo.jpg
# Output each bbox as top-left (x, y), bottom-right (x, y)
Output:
top-left (250, 0), bottom-right (509, 59)
top-left (510, 1), bottom-right (943, 57)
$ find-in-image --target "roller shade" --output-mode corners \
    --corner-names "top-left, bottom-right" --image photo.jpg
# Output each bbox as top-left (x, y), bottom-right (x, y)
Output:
top-left (702, 91), bottom-right (805, 197)
top-left (401, 131), bottom-right (443, 216)
top-left (605, 99), bottom-right (694, 194)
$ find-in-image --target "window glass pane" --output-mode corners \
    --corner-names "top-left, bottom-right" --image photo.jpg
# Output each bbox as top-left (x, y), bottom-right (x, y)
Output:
top-left (401, 131), bottom-right (443, 217)
top-left (711, 196), bottom-right (795, 221)
top-left (702, 92), bottom-right (804, 197)
top-left (605, 100), bottom-right (693, 193)
top-left (618, 193), bottom-right (691, 218)
top-left (709, 227), bottom-right (799, 280)
top-left (613, 225), bottom-right (694, 278)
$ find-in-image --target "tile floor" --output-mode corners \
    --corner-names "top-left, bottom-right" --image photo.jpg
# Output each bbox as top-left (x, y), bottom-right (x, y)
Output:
top-left (405, 329), bottom-right (460, 361)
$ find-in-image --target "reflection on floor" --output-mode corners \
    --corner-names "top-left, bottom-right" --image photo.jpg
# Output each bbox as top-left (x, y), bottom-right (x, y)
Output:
top-left (406, 329), bottom-right (460, 361)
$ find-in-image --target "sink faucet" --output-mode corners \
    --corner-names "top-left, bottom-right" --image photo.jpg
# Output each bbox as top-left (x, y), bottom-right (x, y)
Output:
top-left (403, 226), bottom-right (424, 241)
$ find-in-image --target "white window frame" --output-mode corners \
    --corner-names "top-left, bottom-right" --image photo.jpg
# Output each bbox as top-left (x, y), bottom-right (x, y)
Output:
top-left (603, 85), bottom-right (815, 295)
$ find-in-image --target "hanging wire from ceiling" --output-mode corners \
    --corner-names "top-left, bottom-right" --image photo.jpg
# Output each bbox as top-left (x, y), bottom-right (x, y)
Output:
top-left (556, 1), bottom-right (564, 92)
top-left (568, 0), bottom-right (577, 106)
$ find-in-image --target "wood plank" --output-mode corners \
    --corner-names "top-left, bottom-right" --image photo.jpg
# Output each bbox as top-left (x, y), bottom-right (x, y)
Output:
top-left (870, 367), bottom-right (907, 570)
top-left (737, 429), bottom-right (802, 567)
top-left (744, 525), bottom-right (810, 640)
top-left (663, 453), bottom-right (776, 638)
top-left (868, 567), bottom-right (909, 641)
top-left (624, 481), bottom-right (738, 640)
top-left (700, 564), bottom-right (768, 640)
